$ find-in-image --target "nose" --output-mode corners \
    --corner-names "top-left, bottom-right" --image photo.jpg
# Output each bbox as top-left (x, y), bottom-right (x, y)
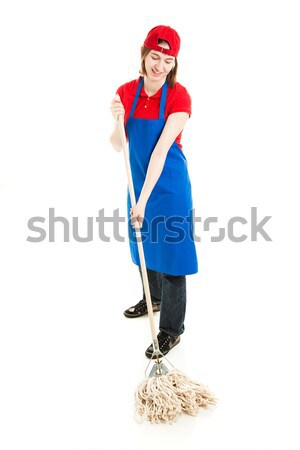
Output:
top-left (155, 59), bottom-right (164, 71)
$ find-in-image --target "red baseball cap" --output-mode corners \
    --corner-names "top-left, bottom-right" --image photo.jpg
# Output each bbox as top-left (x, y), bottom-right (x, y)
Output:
top-left (143, 25), bottom-right (181, 58)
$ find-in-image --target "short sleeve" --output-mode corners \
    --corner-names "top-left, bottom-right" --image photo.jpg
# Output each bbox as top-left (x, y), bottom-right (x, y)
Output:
top-left (168, 84), bottom-right (192, 117)
top-left (116, 85), bottom-right (124, 101)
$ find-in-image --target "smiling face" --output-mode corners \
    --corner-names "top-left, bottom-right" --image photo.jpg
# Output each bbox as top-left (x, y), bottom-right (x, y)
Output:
top-left (144, 42), bottom-right (176, 83)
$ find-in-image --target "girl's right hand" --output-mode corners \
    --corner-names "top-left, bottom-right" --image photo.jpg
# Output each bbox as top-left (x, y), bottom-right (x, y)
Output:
top-left (110, 94), bottom-right (125, 122)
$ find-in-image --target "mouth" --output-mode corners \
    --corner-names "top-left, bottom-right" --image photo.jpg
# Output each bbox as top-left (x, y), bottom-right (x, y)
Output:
top-left (151, 68), bottom-right (163, 76)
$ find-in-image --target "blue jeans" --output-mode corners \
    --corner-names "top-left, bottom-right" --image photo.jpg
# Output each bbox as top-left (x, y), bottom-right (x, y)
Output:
top-left (138, 266), bottom-right (186, 336)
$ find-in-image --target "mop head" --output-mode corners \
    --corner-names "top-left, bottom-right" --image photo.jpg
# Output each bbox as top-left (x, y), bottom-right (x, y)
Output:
top-left (135, 368), bottom-right (217, 424)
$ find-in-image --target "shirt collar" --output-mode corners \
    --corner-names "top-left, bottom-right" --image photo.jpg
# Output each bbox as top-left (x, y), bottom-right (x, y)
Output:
top-left (140, 85), bottom-right (162, 99)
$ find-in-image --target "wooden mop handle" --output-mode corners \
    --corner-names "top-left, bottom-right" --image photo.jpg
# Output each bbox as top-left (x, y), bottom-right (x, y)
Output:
top-left (117, 114), bottom-right (158, 345)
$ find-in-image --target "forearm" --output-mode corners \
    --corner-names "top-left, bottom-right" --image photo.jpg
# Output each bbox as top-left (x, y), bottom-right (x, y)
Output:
top-left (138, 150), bottom-right (167, 205)
top-left (109, 122), bottom-right (122, 152)
top-left (138, 112), bottom-right (189, 206)
top-left (109, 93), bottom-right (125, 151)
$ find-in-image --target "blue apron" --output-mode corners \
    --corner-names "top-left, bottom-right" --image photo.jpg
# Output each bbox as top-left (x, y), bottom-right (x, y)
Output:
top-left (126, 77), bottom-right (198, 276)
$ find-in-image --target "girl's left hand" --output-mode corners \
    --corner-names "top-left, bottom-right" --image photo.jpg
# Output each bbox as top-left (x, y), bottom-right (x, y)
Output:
top-left (130, 202), bottom-right (145, 229)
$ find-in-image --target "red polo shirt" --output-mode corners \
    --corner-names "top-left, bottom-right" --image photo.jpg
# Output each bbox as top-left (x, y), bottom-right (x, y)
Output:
top-left (116, 77), bottom-right (191, 150)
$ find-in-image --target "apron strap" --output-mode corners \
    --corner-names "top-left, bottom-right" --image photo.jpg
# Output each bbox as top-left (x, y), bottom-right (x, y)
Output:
top-left (129, 77), bottom-right (144, 119)
top-left (129, 77), bottom-right (168, 120)
top-left (159, 81), bottom-right (168, 120)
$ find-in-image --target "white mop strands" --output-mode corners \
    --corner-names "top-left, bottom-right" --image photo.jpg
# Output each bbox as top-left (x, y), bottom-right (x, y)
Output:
top-left (135, 368), bottom-right (217, 424)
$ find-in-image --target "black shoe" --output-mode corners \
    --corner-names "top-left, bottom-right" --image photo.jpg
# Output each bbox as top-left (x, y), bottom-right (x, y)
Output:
top-left (123, 299), bottom-right (161, 318)
top-left (145, 330), bottom-right (181, 359)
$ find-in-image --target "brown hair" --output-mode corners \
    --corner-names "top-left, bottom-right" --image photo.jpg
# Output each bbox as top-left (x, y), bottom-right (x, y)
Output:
top-left (139, 42), bottom-right (178, 88)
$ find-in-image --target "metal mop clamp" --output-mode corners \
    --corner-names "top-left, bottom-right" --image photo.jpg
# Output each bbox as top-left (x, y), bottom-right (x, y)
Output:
top-left (117, 114), bottom-right (171, 378)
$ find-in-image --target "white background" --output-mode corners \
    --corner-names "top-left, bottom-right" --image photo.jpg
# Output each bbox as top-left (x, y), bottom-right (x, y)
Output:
top-left (0, 1), bottom-right (299, 450)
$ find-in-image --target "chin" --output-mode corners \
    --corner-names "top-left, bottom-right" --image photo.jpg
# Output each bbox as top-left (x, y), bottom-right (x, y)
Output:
top-left (147, 72), bottom-right (165, 81)
top-left (151, 75), bottom-right (163, 81)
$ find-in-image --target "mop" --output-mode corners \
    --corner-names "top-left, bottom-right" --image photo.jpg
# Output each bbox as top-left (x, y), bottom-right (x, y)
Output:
top-left (117, 115), bottom-right (217, 424)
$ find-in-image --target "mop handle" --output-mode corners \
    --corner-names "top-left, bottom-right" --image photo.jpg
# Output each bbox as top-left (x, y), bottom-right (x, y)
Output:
top-left (117, 114), bottom-right (158, 344)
